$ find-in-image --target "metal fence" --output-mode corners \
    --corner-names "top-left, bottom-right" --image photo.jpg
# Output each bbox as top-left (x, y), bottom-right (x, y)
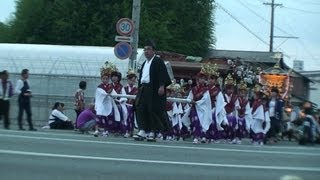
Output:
top-left (6, 73), bottom-right (100, 128)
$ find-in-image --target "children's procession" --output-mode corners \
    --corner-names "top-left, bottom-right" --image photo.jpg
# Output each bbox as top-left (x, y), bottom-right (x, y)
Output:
top-left (1, 45), bottom-right (320, 147)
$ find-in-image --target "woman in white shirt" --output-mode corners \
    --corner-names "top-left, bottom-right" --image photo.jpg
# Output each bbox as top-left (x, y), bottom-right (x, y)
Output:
top-left (49, 102), bottom-right (74, 130)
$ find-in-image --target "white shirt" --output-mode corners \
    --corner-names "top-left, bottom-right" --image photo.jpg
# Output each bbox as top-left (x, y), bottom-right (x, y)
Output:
top-left (140, 55), bottom-right (155, 84)
top-left (0, 79), bottom-right (13, 100)
top-left (15, 79), bottom-right (30, 94)
top-left (49, 109), bottom-right (69, 124)
top-left (269, 99), bottom-right (276, 117)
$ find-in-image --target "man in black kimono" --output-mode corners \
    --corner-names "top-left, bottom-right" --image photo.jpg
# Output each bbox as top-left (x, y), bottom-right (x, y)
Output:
top-left (134, 43), bottom-right (171, 141)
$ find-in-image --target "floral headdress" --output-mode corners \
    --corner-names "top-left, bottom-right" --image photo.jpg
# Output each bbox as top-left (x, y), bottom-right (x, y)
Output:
top-left (100, 61), bottom-right (117, 77)
top-left (126, 68), bottom-right (137, 79)
top-left (198, 65), bottom-right (208, 77)
top-left (207, 63), bottom-right (220, 78)
top-left (238, 80), bottom-right (248, 91)
top-left (224, 73), bottom-right (236, 86)
top-left (253, 84), bottom-right (262, 93)
top-left (167, 80), bottom-right (185, 94)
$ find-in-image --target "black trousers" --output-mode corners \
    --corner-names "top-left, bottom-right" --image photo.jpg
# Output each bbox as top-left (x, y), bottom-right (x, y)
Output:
top-left (75, 109), bottom-right (82, 119)
top-left (0, 99), bottom-right (10, 128)
top-left (49, 120), bottom-right (74, 130)
top-left (17, 97), bottom-right (34, 129)
top-left (135, 85), bottom-right (170, 133)
top-left (267, 117), bottom-right (281, 139)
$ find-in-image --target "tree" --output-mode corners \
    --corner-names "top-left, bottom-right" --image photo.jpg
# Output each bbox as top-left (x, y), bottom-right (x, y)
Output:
top-left (4, 0), bottom-right (215, 56)
top-left (0, 22), bottom-right (12, 42)
top-left (8, 0), bottom-right (54, 43)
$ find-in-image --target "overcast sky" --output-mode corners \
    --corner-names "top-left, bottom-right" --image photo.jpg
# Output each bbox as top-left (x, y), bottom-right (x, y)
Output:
top-left (215, 0), bottom-right (320, 71)
top-left (1, 0), bottom-right (319, 71)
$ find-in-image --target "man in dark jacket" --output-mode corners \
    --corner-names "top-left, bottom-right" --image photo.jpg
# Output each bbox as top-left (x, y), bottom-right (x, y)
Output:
top-left (0, 70), bottom-right (14, 129)
top-left (134, 43), bottom-right (171, 141)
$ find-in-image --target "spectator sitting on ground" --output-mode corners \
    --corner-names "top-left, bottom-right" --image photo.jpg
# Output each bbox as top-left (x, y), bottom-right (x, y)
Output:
top-left (76, 103), bottom-right (99, 136)
top-left (48, 102), bottom-right (74, 130)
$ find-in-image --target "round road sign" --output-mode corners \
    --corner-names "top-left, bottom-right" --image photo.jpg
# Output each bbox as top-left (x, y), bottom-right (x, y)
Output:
top-left (116, 18), bottom-right (134, 36)
top-left (114, 42), bottom-right (132, 60)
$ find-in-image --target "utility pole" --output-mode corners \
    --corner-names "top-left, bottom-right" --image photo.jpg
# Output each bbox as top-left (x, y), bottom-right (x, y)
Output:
top-left (129, 0), bottom-right (141, 71)
top-left (264, 0), bottom-right (282, 52)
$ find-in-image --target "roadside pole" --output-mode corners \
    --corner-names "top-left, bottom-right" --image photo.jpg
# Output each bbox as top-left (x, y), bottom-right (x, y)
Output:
top-left (129, 0), bottom-right (141, 71)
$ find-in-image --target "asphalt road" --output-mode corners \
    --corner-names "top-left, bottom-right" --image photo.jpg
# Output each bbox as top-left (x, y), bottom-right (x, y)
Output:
top-left (0, 129), bottom-right (319, 180)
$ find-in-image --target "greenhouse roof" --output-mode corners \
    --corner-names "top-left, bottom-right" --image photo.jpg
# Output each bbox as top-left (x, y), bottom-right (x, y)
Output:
top-left (0, 43), bottom-right (145, 76)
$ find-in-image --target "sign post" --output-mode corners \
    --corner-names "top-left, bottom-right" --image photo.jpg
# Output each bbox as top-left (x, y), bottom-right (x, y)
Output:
top-left (114, 18), bottom-right (135, 62)
top-left (115, 35), bottom-right (133, 43)
top-left (129, 0), bottom-right (141, 71)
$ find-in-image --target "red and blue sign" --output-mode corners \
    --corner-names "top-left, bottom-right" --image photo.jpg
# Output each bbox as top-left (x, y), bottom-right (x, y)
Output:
top-left (116, 18), bottom-right (134, 36)
top-left (114, 42), bottom-right (132, 60)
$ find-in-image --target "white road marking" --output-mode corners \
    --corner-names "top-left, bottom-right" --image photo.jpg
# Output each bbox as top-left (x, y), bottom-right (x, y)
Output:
top-left (0, 149), bottom-right (319, 172)
top-left (0, 134), bottom-right (319, 156)
top-left (0, 129), bottom-right (318, 151)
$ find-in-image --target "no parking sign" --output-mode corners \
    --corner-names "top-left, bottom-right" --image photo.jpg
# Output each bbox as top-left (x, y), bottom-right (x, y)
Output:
top-left (114, 42), bottom-right (132, 60)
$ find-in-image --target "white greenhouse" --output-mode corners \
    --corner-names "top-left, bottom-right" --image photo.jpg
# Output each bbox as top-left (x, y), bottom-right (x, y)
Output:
top-left (0, 43), bottom-right (146, 76)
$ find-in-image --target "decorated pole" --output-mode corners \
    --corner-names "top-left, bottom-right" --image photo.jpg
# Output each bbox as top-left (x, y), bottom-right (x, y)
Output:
top-left (108, 94), bottom-right (192, 103)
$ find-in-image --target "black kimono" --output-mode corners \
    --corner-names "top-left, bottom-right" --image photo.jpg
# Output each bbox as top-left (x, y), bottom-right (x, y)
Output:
top-left (135, 56), bottom-right (171, 133)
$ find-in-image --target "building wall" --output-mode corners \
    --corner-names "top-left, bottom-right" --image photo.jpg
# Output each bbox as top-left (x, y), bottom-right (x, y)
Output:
top-left (299, 71), bottom-right (320, 107)
top-left (291, 76), bottom-right (309, 99)
top-left (293, 60), bottom-right (304, 71)
top-left (309, 83), bottom-right (320, 107)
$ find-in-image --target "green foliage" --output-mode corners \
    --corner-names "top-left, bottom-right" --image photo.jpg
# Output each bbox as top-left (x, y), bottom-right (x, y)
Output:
top-left (1, 0), bottom-right (215, 56)
top-left (8, 0), bottom-right (52, 43)
top-left (0, 22), bottom-right (12, 42)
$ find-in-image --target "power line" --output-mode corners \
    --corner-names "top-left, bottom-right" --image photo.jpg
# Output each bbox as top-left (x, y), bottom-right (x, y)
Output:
top-left (297, 39), bottom-right (317, 61)
top-left (275, 38), bottom-right (289, 49)
top-left (238, 0), bottom-right (268, 21)
top-left (277, 13), bottom-right (319, 62)
top-left (238, 0), bottom-right (295, 37)
top-left (234, 1), bottom-right (291, 55)
top-left (216, 1), bottom-right (319, 64)
top-left (283, 6), bottom-right (320, 14)
top-left (215, 2), bottom-right (269, 46)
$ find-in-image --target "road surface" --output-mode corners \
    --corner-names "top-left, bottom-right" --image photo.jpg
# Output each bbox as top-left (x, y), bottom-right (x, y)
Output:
top-left (0, 129), bottom-right (319, 180)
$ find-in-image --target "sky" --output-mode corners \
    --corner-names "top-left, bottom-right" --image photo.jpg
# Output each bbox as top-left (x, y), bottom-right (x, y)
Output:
top-left (0, 0), bottom-right (15, 23)
top-left (215, 0), bottom-right (320, 71)
top-left (0, 0), bottom-right (319, 71)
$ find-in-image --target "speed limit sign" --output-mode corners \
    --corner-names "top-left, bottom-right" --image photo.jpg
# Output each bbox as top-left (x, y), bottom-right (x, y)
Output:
top-left (116, 18), bottom-right (134, 36)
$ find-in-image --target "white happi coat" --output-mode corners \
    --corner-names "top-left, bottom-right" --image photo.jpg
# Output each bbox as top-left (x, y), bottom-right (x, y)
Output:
top-left (95, 87), bottom-right (120, 122)
top-left (214, 91), bottom-right (228, 130)
top-left (111, 87), bottom-right (128, 125)
top-left (181, 103), bottom-right (191, 129)
top-left (251, 104), bottom-right (267, 134)
top-left (183, 90), bottom-right (212, 131)
top-left (235, 99), bottom-right (253, 131)
top-left (170, 102), bottom-right (184, 129)
top-left (263, 110), bottom-right (271, 134)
